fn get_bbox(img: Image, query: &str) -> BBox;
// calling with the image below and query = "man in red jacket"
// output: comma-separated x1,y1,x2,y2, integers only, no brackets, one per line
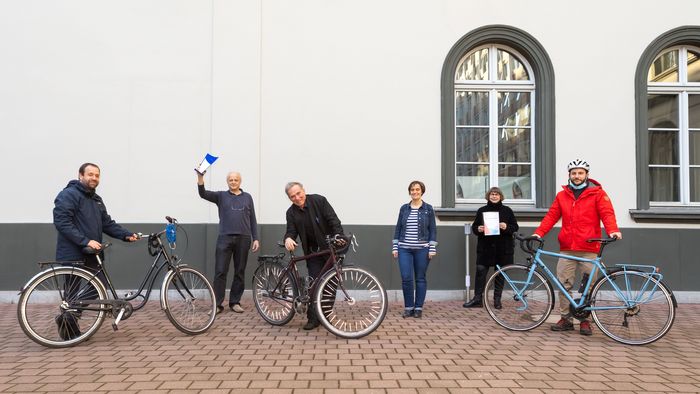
534,159,622,336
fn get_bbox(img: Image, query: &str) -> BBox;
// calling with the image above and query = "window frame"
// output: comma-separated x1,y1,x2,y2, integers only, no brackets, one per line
632,26,700,221
454,44,536,205
439,25,555,220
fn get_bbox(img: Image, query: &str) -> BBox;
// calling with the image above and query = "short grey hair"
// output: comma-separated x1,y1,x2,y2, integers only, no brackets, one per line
285,182,303,195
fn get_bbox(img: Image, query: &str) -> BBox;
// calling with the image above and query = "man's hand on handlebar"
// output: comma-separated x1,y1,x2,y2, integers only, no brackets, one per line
125,233,140,242
87,240,102,250
284,237,297,251
609,232,622,240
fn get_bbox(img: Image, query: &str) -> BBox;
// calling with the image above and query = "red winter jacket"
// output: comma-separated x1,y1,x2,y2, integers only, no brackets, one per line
534,179,619,253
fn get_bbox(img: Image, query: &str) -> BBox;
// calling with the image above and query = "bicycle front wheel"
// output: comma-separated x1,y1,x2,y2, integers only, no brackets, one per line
163,267,216,335
590,269,675,345
17,267,107,348
315,266,388,339
484,265,554,331
252,261,297,326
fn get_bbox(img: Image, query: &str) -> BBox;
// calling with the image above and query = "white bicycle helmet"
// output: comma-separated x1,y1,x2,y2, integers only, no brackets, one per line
567,158,590,172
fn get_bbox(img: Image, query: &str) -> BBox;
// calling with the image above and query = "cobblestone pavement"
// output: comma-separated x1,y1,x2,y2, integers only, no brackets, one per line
1,301,698,393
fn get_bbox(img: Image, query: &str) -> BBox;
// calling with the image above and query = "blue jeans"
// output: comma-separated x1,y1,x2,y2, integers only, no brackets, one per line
398,247,430,310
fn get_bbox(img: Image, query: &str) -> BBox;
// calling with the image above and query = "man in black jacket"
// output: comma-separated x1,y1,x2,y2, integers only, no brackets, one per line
284,182,344,330
53,162,137,340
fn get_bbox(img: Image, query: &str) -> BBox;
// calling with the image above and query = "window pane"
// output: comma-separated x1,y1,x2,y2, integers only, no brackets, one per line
649,130,678,165
498,164,531,199
456,128,489,162
691,131,700,166
691,168,700,202
456,91,489,126
498,128,531,162
648,94,679,128
456,164,489,199
497,49,529,81
648,50,678,82
689,94,700,128
455,48,488,81
498,92,530,126
649,167,679,202
688,50,700,83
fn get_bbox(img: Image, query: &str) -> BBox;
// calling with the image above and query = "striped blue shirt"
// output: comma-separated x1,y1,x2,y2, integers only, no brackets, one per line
396,208,435,253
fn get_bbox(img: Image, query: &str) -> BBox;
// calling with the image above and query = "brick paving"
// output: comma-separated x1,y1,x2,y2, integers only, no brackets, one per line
1,301,699,393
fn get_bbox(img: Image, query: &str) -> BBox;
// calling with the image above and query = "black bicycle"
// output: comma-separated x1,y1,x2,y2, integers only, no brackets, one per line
17,216,216,348
252,234,388,339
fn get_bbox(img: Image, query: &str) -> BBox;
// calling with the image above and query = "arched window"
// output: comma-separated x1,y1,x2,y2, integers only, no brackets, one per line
454,45,535,203
632,27,700,220
439,25,555,219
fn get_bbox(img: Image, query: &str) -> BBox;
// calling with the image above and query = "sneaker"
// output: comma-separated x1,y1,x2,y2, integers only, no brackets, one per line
230,304,244,313
216,305,224,314
413,310,423,318
402,309,414,318
579,320,593,336
55,312,81,340
550,318,574,331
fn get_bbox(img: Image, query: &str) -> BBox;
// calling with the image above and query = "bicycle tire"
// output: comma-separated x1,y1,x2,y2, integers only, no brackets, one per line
484,265,554,331
590,269,675,345
17,266,107,348
252,261,297,326
163,266,217,335
314,266,388,339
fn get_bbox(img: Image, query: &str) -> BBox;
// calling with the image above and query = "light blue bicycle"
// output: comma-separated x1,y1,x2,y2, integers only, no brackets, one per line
484,233,676,345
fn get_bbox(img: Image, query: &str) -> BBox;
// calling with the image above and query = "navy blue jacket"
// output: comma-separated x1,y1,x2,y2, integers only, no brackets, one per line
53,180,132,261
392,202,438,250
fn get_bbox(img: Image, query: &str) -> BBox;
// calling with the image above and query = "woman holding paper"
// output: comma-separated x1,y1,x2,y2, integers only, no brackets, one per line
463,187,519,309
392,180,437,319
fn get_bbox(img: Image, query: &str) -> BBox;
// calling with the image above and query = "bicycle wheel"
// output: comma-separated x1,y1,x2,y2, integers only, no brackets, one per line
590,269,675,345
484,265,554,331
252,261,297,325
315,266,388,339
163,266,216,335
17,267,107,348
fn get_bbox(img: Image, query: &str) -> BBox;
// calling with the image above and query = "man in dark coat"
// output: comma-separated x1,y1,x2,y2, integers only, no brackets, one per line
284,182,344,330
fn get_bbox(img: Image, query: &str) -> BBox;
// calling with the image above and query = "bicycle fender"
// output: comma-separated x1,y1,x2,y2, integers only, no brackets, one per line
159,265,190,310
18,265,98,295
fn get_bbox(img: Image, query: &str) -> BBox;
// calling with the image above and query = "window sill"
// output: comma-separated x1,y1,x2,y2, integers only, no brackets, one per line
435,207,549,221
629,207,700,222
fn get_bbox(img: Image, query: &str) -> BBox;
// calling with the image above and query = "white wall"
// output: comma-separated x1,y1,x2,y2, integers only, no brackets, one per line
1,0,699,228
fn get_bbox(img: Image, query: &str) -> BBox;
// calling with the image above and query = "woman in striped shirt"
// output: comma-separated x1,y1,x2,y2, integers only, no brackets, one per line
392,180,437,318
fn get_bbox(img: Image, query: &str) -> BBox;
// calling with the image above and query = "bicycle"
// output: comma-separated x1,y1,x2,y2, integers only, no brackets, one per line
17,216,217,348
251,234,388,339
483,233,677,345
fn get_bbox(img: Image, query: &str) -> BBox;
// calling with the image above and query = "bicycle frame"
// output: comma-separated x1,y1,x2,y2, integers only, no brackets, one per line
500,249,666,312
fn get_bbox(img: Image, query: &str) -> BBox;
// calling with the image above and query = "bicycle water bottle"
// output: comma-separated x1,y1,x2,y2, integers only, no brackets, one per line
578,273,589,294
166,223,176,244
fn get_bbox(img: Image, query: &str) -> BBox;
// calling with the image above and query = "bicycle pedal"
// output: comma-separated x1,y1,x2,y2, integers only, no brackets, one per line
111,323,119,331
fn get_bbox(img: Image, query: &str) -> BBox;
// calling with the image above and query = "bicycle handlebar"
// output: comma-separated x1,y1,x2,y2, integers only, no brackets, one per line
513,233,543,255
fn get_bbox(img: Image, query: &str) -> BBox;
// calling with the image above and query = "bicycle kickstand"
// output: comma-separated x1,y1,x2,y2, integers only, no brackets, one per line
112,307,126,331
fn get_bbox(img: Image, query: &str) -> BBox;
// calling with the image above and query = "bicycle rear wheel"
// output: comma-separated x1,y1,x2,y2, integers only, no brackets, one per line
315,266,388,339
590,269,675,345
484,265,554,331
163,267,216,335
17,267,107,348
252,261,297,325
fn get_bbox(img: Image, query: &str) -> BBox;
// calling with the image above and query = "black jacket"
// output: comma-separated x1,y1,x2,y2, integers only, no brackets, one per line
53,180,132,261
471,201,519,266
285,194,344,255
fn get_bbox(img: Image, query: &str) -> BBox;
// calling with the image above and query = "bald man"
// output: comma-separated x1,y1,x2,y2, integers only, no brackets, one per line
197,171,260,314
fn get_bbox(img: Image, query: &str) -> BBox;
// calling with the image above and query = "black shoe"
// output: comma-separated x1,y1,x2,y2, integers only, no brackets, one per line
303,320,320,330
216,305,224,314
55,312,81,340
402,309,414,318
413,310,423,318
494,299,502,309
462,297,483,308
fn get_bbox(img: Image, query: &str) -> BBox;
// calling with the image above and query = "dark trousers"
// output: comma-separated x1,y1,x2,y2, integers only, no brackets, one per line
63,255,107,303
474,263,510,299
306,255,336,322
214,234,251,306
